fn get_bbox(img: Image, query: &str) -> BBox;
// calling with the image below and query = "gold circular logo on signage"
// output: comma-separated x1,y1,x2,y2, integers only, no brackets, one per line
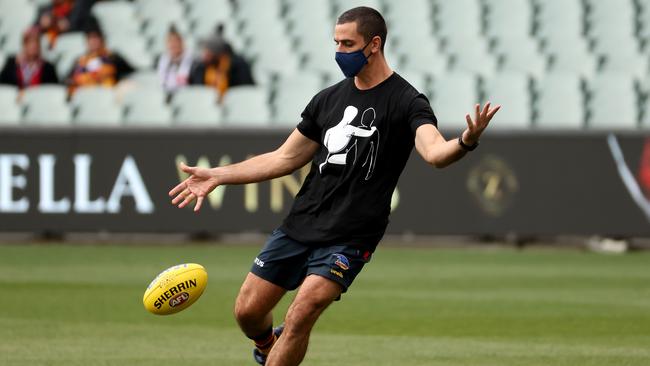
467,155,518,217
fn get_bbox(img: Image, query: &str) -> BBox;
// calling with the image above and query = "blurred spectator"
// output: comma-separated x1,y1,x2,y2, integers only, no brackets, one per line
67,25,134,95
0,27,58,89
37,0,97,48
189,28,254,103
37,0,74,47
157,25,192,94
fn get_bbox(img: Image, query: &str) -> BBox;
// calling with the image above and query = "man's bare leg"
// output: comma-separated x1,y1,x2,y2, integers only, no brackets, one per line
266,274,342,366
234,272,286,339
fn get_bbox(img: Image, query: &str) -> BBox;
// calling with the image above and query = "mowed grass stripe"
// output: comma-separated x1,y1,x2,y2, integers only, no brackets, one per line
0,244,649,365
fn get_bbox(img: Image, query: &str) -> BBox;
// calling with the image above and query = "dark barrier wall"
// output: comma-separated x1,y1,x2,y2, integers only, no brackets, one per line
0,128,648,236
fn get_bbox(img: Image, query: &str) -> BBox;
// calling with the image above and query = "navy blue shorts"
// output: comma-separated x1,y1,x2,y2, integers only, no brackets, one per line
250,229,374,293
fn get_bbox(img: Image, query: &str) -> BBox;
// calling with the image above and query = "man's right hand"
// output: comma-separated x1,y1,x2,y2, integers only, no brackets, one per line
169,162,218,212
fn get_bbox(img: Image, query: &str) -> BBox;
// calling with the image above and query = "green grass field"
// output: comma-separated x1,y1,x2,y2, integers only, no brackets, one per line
1,243,649,366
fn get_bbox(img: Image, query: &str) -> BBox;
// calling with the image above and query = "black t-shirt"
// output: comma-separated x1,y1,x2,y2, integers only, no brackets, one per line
280,72,437,247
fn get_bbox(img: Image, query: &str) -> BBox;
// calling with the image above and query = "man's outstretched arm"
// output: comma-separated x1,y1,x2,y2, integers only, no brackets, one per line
169,129,320,212
415,102,500,169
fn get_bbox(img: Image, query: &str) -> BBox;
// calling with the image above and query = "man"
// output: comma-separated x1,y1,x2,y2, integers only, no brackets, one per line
0,27,58,89
189,25,255,103
67,25,134,95
169,7,500,366
157,25,193,95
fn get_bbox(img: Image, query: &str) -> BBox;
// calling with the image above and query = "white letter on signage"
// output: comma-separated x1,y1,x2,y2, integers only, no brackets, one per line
106,156,154,214
38,155,71,213
0,154,29,213
73,154,105,213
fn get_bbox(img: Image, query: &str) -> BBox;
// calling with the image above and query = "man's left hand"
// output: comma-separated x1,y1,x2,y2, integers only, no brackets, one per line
463,102,501,145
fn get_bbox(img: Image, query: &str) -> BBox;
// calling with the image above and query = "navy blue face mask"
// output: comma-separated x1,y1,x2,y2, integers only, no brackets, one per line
335,41,372,78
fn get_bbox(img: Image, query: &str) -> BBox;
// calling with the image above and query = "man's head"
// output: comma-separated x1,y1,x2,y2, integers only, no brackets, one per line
22,27,41,60
85,26,105,54
334,7,387,78
167,25,184,59
335,7,387,54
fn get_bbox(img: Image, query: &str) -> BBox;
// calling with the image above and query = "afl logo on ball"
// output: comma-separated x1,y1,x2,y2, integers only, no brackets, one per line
169,292,190,308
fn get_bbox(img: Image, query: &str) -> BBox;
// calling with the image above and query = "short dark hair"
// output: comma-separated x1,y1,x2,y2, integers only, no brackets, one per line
337,6,387,52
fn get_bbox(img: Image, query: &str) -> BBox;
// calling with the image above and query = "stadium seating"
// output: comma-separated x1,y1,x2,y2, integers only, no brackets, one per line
71,86,122,126
0,85,20,125
0,0,36,54
0,0,647,130
587,74,638,130
533,74,584,129
430,73,478,126
273,73,323,126
222,86,271,126
171,86,222,126
21,85,71,126
482,73,531,130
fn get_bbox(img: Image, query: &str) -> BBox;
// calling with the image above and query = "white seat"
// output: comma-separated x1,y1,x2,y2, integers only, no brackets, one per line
56,53,78,80
534,74,584,129
430,73,478,127
121,87,166,108
49,32,86,61
171,86,218,108
107,35,152,70
0,2,36,55
0,85,20,125
75,105,122,126
483,73,531,129
593,37,647,78
0,51,6,71
187,0,234,37
222,86,271,126
331,0,385,14
127,70,161,88
175,105,222,126
534,0,584,39
92,1,140,36
23,104,71,126
71,87,122,126
299,30,342,79
286,0,333,26
494,37,545,78
543,38,597,78
136,0,184,22
248,38,300,76
586,0,635,39
20,85,70,126
394,37,446,76
398,71,430,96
171,87,222,126
445,38,496,76
273,77,321,126
434,0,482,39
588,74,638,130
124,104,173,126
21,85,67,108
484,0,532,39
275,73,323,95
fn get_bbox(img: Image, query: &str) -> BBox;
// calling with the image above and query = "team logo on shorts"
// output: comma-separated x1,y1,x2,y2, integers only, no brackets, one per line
332,254,350,271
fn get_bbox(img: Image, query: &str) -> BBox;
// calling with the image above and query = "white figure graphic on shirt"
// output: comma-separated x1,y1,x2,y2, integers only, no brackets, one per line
319,105,379,180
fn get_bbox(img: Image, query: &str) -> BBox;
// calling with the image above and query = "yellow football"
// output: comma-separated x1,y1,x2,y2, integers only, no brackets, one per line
143,263,208,315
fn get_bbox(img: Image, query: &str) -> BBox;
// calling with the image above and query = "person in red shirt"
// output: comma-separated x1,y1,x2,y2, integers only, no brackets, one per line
0,27,59,89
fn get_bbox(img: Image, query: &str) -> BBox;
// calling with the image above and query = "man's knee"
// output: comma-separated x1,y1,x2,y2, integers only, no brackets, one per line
234,289,263,325
284,294,334,336
234,273,287,327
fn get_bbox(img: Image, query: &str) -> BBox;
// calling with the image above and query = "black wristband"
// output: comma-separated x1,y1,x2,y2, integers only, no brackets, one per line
458,136,479,151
